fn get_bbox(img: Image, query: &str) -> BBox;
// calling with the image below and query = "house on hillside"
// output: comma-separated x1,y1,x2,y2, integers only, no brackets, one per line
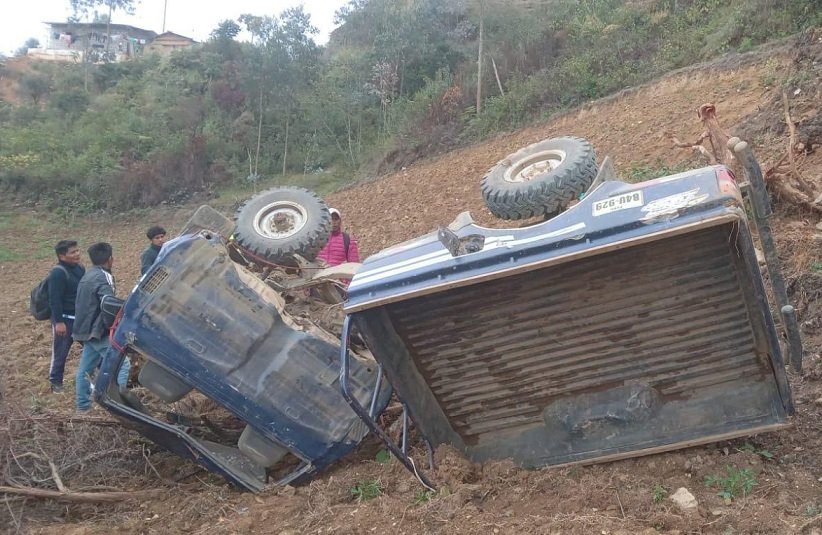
30,22,157,62
145,32,197,56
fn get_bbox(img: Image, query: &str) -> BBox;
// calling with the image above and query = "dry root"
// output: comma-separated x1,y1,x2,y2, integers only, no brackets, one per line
668,101,820,213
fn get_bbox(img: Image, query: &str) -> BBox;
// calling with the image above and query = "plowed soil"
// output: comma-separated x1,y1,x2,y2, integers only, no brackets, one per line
1,34,820,534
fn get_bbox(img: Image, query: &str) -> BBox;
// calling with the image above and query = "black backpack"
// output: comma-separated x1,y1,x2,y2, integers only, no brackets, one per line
343,232,351,261
30,265,68,321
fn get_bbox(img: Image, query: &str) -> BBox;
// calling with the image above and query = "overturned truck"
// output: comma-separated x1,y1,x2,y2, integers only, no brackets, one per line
97,136,797,491
96,189,390,492
342,136,797,479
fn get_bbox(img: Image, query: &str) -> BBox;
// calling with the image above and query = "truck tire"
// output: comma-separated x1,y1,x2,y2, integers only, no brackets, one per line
233,187,331,264
481,137,597,220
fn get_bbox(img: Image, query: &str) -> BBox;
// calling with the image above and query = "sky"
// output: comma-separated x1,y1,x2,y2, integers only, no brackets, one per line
0,0,351,56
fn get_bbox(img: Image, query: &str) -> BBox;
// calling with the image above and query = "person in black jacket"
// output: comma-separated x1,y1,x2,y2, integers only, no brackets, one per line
47,240,86,393
73,242,130,412
140,226,167,275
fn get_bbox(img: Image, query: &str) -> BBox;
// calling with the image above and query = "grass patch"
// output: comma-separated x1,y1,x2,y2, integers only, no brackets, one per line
414,490,436,505
652,484,669,504
704,466,757,500
0,244,22,262
0,212,66,262
0,208,133,264
737,442,775,460
272,170,355,196
351,480,382,502
208,169,353,213
623,160,693,183
375,449,391,465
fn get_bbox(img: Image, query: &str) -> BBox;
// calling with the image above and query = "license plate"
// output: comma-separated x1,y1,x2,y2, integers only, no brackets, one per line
592,191,644,216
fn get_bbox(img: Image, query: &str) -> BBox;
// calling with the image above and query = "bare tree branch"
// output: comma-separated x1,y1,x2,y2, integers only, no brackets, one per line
0,485,160,504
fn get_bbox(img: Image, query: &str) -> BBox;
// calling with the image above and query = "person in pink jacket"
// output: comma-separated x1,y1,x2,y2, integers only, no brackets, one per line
317,208,360,266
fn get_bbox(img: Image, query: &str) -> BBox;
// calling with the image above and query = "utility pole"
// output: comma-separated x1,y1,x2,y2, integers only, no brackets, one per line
162,0,168,32
476,0,484,115
105,0,113,55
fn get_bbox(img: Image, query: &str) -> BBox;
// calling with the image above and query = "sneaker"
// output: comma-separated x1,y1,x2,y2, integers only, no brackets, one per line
50,383,65,393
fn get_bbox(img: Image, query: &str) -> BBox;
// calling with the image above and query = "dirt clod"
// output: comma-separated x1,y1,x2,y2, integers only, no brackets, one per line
670,488,699,512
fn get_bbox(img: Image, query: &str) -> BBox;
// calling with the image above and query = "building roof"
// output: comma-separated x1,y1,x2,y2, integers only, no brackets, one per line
44,21,157,37
151,32,196,43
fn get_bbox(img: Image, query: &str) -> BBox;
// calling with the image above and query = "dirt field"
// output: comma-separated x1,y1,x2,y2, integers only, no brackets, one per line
1,33,821,534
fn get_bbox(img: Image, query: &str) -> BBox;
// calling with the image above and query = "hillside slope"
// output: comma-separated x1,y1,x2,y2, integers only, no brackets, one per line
325,40,815,256
1,35,820,535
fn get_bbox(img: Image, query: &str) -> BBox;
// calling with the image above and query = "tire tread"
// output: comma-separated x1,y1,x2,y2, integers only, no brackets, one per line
232,187,331,263
481,137,597,220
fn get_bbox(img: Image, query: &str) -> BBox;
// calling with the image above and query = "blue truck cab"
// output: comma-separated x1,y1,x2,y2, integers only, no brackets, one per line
96,231,390,492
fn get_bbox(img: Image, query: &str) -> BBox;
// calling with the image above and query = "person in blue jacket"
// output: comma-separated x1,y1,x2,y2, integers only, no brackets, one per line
46,240,86,393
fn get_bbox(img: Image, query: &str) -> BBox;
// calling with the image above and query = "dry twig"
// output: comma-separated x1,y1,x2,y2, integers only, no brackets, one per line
3,495,22,534
47,460,67,493
0,485,160,504
667,132,715,163
612,487,626,520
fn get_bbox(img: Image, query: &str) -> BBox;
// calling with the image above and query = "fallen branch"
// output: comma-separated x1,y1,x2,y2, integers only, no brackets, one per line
5,415,122,427
0,485,161,503
667,133,715,163
781,91,816,196
47,460,66,494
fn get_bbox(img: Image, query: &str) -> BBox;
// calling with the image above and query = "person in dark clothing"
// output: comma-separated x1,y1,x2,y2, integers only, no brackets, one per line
73,242,130,412
47,240,86,393
140,226,167,275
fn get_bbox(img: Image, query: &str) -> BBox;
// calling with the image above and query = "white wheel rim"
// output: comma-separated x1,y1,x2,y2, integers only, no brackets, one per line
504,149,567,183
252,201,308,240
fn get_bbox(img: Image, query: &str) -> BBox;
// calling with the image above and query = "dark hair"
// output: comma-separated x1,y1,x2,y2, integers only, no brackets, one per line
87,242,113,266
55,240,78,257
146,226,167,240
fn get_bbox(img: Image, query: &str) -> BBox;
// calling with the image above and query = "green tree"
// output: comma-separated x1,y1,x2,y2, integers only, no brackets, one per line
19,73,51,105
269,7,320,174
15,37,40,56
50,89,91,120
211,19,241,41
238,6,320,177
307,48,375,168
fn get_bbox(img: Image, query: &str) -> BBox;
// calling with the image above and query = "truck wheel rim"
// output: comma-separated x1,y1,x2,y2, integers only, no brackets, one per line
504,150,566,183
253,201,308,240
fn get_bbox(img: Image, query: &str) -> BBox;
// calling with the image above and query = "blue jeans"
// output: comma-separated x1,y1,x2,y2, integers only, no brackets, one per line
75,337,130,411
50,317,75,386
